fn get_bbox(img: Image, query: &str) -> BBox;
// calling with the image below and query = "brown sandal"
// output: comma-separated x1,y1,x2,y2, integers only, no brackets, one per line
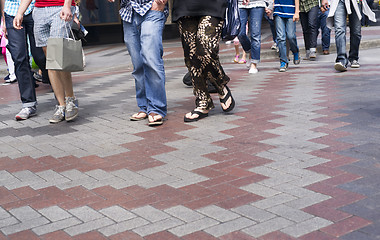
130,111,147,121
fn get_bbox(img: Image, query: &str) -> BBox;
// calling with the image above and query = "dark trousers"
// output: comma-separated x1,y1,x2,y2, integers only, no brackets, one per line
178,16,230,111
4,12,48,107
299,5,319,51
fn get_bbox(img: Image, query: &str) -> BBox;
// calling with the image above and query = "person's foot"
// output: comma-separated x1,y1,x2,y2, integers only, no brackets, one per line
148,113,164,126
238,58,246,64
323,50,330,55
293,52,300,65
271,43,277,50
279,62,288,72
248,64,258,74
33,72,43,82
65,97,79,121
233,54,240,63
50,105,66,123
219,85,235,112
350,60,360,68
304,50,310,60
334,62,347,72
15,106,37,120
309,51,316,60
184,109,209,122
130,111,148,121
4,74,17,84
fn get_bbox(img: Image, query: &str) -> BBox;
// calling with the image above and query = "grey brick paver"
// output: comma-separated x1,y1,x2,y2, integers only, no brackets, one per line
241,183,281,198
133,217,184,237
64,217,114,236
0,207,11,220
69,206,104,222
169,217,219,237
267,205,314,222
32,217,82,236
197,205,240,222
204,217,255,237
164,206,204,223
10,206,41,221
38,206,72,222
281,217,333,238
232,205,274,222
132,205,170,223
1,217,49,235
251,193,298,209
285,194,331,209
242,217,294,238
0,217,18,229
99,217,149,237
100,206,136,222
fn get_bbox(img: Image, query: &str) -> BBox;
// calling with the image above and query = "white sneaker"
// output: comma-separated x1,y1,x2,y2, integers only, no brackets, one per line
334,62,347,72
271,43,277,50
350,60,360,68
65,97,79,121
15,106,37,120
249,67,258,74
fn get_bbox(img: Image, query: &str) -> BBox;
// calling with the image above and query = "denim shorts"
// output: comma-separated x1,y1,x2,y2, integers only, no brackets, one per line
33,6,75,47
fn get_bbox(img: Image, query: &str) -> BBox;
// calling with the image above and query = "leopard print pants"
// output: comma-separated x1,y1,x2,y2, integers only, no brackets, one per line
178,16,230,111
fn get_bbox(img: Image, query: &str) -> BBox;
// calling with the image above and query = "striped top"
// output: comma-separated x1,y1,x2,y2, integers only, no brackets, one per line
273,0,296,18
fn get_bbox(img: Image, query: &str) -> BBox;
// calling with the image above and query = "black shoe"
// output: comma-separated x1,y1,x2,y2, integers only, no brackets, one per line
183,72,192,86
4,74,10,81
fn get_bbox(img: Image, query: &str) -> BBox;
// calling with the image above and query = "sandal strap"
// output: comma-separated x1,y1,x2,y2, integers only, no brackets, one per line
220,86,232,104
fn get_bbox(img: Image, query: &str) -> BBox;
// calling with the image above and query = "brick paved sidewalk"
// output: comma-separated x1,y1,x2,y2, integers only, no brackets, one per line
0,25,380,240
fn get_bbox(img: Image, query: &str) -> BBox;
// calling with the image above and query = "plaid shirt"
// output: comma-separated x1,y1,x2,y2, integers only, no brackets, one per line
299,0,319,12
4,0,35,17
119,0,168,23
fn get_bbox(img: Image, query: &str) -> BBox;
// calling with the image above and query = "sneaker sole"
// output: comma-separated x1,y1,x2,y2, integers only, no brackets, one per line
351,65,360,68
334,63,347,72
50,118,65,124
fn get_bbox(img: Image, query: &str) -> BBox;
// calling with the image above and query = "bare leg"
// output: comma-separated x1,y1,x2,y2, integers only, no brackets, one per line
43,47,74,106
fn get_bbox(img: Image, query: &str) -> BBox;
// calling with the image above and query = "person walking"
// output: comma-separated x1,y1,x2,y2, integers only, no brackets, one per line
237,0,273,74
106,0,168,126
299,0,320,60
317,4,331,55
324,0,376,71
273,0,301,72
172,0,235,122
1,0,49,120
14,0,79,123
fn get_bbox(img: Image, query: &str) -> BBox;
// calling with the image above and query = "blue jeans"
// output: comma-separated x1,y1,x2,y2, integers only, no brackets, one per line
238,7,265,64
274,16,299,64
299,5,319,51
4,13,48,108
317,9,331,50
334,0,361,66
123,10,167,117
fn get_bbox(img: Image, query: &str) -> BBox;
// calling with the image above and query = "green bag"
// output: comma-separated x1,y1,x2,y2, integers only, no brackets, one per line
46,37,84,72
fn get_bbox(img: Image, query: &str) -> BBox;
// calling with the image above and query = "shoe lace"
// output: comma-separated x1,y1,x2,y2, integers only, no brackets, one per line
54,106,65,116
65,97,76,112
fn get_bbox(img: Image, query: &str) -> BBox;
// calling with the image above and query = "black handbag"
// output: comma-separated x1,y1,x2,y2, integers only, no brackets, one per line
222,0,241,41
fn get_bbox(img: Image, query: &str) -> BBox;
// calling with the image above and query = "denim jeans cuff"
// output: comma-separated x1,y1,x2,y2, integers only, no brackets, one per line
22,102,37,108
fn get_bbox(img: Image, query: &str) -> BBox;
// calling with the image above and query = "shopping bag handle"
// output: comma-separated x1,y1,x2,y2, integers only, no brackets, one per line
62,19,76,41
